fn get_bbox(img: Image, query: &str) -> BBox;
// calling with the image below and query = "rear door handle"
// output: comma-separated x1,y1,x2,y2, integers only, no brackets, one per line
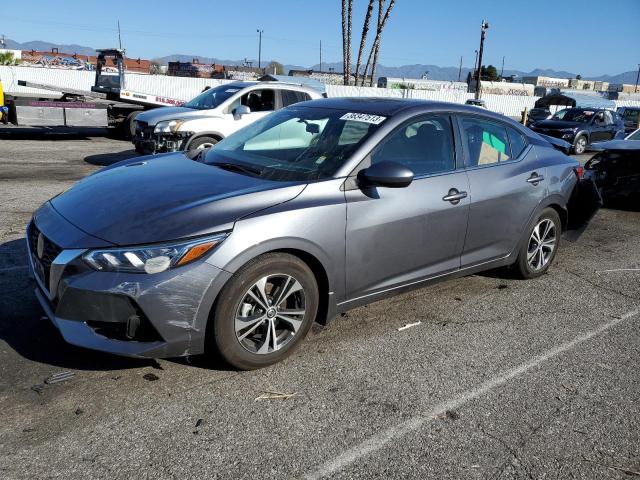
442,189,468,204
527,173,545,185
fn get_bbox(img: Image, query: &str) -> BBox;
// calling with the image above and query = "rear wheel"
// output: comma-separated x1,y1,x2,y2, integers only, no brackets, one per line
212,253,319,370
514,208,561,279
573,135,587,155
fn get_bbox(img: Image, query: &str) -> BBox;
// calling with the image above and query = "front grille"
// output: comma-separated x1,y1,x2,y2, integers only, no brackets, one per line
28,222,62,290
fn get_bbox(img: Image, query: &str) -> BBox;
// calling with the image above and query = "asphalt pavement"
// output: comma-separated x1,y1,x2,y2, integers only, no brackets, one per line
0,127,638,479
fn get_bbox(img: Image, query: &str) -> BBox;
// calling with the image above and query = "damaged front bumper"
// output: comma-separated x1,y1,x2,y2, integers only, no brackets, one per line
133,130,194,155
26,219,231,358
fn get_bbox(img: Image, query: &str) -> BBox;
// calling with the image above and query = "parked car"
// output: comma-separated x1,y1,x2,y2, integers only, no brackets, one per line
526,107,551,127
584,139,640,206
132,81,323,154
465,99,486,108
27,98,597,369
616,106,640,134
530,107,625,154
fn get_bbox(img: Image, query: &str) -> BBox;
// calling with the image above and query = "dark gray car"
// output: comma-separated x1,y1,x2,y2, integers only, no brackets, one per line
27,98,595,369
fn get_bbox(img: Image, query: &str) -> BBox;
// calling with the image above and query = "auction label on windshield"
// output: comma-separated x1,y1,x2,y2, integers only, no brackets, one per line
340,113,386,125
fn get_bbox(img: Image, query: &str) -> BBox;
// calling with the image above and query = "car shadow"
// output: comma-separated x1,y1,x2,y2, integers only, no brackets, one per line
0,238,157,371
84,149,140,166
0,126,114,141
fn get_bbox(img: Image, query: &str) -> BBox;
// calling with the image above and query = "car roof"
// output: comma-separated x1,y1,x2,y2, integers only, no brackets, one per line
293,97,507,118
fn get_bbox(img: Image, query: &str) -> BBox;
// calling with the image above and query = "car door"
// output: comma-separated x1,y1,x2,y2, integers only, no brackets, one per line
221,88,276,135
344,114,470,300
279,89,312,109
457,115,546,266
589,111,609,142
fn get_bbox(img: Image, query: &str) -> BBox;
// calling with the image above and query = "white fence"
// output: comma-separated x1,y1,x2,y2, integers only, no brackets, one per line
2,66,638,116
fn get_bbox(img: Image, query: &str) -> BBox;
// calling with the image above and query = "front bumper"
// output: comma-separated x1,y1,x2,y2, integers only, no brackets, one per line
132,126,193,155
27,220,232,358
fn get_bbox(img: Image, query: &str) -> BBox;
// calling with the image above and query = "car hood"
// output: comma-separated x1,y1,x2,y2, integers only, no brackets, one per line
590,139,640,151
50,153,306,245
136,106,216,125
532,120,584,130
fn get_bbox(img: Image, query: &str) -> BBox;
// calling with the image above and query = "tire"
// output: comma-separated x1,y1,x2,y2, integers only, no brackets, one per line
212,253,319,370
573,135,587,155
188,136,218,152
514,208,561,279
122,110,142,140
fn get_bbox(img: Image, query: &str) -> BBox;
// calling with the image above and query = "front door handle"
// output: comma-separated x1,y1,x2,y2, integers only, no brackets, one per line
442,189,468,205
527,173,545,185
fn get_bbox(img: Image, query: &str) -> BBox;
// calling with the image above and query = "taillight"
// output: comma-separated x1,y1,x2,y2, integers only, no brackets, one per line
574,166,584,179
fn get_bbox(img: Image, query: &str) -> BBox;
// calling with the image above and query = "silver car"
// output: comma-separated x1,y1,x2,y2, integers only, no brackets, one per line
27,98,596,369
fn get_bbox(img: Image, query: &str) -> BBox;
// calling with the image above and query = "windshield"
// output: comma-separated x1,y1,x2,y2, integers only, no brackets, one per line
552,109,594,123
183,85,242,110
203,106,385,181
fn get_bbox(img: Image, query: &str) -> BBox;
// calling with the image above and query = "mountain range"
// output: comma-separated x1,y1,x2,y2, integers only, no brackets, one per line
3,38,636,84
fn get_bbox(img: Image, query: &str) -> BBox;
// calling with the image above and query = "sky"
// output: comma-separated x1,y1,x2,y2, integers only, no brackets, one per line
4,0,639,76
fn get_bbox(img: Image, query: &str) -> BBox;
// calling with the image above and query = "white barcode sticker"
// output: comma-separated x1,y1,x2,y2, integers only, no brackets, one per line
340,112,386,125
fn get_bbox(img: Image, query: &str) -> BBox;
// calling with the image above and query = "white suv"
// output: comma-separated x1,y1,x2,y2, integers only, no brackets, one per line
132,82,323,154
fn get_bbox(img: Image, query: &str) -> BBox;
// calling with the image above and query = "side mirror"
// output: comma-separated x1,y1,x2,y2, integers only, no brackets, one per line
233,105,251,120
358,161,414,188
306,123,320,134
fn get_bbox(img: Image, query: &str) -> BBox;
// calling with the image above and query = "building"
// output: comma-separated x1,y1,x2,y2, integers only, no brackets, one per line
522,76,569,89
16,49,150,73
479,80,534,96
168,60,224,78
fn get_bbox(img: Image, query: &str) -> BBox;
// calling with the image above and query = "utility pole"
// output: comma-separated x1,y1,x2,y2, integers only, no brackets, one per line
635,63,640,93
458,56,463,82
475,20,490,100
500,55,505,80
256,29,264,69
319,40,322,72
117,20,123,50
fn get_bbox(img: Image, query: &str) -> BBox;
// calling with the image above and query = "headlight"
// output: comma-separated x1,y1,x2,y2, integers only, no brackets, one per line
154,119,185,134
560,128,578,133
83,233,227,274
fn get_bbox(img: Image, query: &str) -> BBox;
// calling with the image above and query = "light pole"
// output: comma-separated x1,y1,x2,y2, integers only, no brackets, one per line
475,20,490,100
256,29,264,69
500,55,505,80
635,63,640,93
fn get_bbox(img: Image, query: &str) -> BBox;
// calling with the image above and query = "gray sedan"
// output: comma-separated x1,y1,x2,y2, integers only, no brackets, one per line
27,98,595,369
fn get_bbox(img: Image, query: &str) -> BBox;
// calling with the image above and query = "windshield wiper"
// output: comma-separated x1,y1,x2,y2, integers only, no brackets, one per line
212,162,264,177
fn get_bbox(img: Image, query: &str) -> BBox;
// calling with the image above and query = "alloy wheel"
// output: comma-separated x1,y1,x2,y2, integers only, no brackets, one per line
527,219,557,271
575,137,586,154
234,274,306,354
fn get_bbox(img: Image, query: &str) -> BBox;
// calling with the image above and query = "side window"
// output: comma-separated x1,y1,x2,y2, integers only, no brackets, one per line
507,128,528,158
371,115,456,176
603,111,614,125
241,89,275,112
281,90,311,107
461,117,511,167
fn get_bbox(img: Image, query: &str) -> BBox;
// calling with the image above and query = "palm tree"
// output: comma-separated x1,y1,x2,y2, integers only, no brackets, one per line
361,0,396,86
354,0,375,85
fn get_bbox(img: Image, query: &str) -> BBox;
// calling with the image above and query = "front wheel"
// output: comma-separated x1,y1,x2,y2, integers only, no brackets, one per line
188,136,218,152
573,135,587,155
514,208,561,279
212,253,319,370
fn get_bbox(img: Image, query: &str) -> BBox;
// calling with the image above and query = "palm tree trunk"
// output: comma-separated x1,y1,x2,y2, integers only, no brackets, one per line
361,0,395,86
341,0,348,85
346,0,353,85
354,0,375,85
